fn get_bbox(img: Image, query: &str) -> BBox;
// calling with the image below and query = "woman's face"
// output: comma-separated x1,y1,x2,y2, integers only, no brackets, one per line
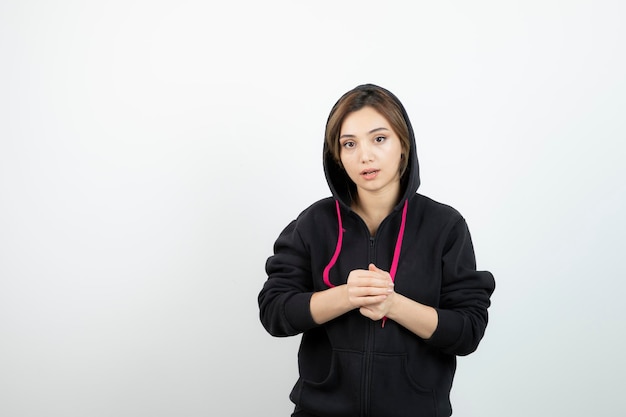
339,106,403,198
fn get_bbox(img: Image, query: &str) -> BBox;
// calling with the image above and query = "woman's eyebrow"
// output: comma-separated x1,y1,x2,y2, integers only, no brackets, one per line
339,127,390,140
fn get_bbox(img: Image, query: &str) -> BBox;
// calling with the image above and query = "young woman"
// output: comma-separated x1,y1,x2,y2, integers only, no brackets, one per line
258,84,495,417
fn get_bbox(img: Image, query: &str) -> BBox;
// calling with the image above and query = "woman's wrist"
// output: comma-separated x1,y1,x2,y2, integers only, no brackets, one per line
310,284,354,325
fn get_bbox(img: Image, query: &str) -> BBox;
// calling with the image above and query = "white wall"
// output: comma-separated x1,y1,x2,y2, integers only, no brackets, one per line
1,1,624,416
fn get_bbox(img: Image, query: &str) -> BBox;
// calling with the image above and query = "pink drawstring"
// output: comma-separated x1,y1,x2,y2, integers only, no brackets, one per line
322,200,343,288
389,199,408,280
382,199,408,327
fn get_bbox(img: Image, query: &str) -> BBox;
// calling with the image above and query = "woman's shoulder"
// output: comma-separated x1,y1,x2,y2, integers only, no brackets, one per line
302,196,336,212
410,193,464,224
291,196,337,224
274,197,337,243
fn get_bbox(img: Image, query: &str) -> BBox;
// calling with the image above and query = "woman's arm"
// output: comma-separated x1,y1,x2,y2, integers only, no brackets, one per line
369,218,495,355
384,294,438,339
310,285,352,324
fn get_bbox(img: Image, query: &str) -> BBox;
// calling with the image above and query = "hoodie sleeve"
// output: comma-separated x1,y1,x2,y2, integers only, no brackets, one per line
258,219,319,337
425,217,495,356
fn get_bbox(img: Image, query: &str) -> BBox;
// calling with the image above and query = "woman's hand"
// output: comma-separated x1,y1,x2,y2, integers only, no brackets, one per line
347,263,395,320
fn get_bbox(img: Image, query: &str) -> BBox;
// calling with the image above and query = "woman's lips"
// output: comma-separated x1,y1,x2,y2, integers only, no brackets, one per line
360,169,380,180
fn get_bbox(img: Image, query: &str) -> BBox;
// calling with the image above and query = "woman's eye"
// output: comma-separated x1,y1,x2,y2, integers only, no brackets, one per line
342,141,355,148
375,136,386,143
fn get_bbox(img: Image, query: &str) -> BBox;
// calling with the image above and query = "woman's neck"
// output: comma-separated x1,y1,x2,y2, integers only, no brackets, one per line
351,187,401,236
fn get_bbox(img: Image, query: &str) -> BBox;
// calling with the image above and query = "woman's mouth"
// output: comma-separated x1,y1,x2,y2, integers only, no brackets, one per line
360,169,380,180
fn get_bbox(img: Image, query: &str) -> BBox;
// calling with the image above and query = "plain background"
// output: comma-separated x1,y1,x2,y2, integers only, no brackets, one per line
1,1,624,416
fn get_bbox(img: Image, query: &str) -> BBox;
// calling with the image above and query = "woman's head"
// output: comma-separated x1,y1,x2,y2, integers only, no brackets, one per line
324,84,411,179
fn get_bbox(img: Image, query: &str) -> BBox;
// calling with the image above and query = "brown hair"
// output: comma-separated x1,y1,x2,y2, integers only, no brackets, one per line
324,85,411,178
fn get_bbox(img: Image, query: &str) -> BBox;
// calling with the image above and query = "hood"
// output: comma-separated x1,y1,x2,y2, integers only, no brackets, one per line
323,84,420,211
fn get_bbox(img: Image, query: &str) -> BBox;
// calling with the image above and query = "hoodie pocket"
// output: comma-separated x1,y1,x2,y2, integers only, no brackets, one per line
291,349,363,417
369,353,438,417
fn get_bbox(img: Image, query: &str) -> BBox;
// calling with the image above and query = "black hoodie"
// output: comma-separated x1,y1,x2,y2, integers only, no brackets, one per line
259,84,495,417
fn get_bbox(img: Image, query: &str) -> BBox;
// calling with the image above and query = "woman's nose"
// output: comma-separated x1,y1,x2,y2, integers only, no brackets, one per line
359,143,374,162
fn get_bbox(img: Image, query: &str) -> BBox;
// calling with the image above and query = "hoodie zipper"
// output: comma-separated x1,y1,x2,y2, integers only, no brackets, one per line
352,209,401,417
361,236,379,416
361,237,375,417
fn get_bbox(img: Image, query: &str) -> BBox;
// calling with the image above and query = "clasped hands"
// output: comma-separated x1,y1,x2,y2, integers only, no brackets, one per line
346,263,395,321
